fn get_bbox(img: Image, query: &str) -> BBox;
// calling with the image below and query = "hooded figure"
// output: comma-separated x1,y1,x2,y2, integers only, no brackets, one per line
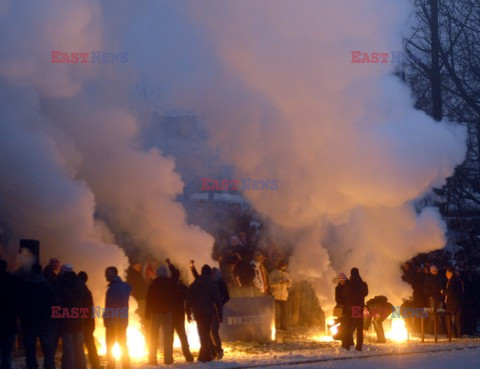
342,268,368,351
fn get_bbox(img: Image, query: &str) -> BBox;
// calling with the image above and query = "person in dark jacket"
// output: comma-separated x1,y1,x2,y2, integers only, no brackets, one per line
186,265,223,363
461,266,479,335
332,273,347,341
442,266,463,338
78,271,100,369
342,267,368,351
364,296,394,343
423,265,445,334
335,273,347,306
18,264,56,369
167,261,194,363
0,259,18,369
210,268,230,359
104,266,131,369
56,265,87,369
145,265,174,365
43,258,60,286
125,261,148,326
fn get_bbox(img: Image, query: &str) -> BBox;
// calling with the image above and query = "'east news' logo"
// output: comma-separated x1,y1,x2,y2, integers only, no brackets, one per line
51,51,128,64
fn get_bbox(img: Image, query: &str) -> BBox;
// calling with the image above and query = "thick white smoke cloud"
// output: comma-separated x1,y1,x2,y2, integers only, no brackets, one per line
0,0,467,311
0,0,213,306
155,0,464,305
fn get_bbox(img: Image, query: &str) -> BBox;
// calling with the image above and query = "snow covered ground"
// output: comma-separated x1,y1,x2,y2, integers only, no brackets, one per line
12,328,480,368
139,328,480,369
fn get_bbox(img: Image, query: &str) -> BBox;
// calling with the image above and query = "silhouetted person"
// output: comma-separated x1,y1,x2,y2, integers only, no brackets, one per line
186,265,223,363
146,266,174,365
342,267,368,351
443,266,463,338
125,261,148,326
167,261,194,363
211,268,230,359
364,296,394,343
104,266,131,369
43,258,60,286
56,264,87,369
18,264,56,369
423,265,445,334
0,260,18,369
78,271,100,369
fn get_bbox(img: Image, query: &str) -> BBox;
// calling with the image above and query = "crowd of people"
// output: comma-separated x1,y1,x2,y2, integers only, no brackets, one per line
0,239,293,369
332,263,476,352
1,214,479,368
0,258,99,369
401,261,477,337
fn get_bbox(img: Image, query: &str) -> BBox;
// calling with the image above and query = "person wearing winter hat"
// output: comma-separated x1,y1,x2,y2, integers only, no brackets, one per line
268,259,292,330
60,264,73,275
332,272,348,341
335,273,347,305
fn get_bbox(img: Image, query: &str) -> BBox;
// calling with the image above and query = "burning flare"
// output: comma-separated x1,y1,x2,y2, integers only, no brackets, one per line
386,318,408,342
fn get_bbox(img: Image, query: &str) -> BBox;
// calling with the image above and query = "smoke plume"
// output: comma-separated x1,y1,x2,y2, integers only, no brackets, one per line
0,0,467,309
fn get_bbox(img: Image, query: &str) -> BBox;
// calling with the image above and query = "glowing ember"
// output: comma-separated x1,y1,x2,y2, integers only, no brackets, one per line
386,318,408,342
271,322,276,341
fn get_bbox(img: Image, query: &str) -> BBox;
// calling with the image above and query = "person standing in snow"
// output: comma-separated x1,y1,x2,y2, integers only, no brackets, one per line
342,268,368,351
104,266,131,369
268,259,292,331
186,265,223,363
442,266,463,339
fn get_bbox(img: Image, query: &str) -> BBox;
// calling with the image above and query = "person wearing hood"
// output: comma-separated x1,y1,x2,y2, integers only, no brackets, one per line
269,259,292,331
145,265,174,365
342,268,368,351
18,263,56,369
186,265,223,363
104,266,132,369
55,264,87,369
